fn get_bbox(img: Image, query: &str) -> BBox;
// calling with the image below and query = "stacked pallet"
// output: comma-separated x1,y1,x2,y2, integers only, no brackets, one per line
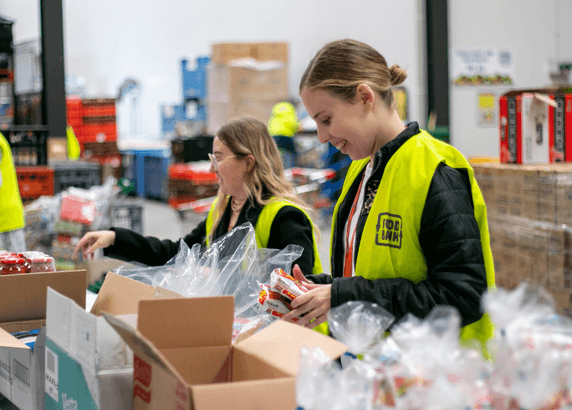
474,163,572,317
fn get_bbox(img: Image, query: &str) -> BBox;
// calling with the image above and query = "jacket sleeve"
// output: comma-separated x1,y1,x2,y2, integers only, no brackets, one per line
330,164,488,328
267,206,317,276
104,218,207,266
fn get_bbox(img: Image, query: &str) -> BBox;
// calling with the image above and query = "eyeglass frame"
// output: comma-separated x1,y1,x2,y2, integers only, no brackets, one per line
208,153,237,172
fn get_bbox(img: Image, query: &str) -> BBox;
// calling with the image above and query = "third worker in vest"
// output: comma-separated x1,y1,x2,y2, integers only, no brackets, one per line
268,101,300,169
73,117,323,277
282,39,496,355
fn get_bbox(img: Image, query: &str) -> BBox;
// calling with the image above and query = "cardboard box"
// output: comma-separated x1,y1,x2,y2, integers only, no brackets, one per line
212,43,254,64
253,42,288,63
212,42,289,64
74,257,138,285
500,90,571,164
207,64,288,103
44,273,181,410
104,295,347,410
47,138,68,162
0,270,87,410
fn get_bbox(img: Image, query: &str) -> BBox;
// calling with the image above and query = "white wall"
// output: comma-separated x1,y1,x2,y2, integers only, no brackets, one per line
0,0,422,141
449,0,572,158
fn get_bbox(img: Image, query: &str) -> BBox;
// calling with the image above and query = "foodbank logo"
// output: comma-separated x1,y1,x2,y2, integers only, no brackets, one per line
375,213,402,249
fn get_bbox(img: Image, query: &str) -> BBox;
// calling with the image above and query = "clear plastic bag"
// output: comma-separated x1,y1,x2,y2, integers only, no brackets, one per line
116,223,303,319
327,300,395,364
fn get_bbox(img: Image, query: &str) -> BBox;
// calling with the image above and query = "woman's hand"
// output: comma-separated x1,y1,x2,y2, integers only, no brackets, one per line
72,230,116,260
281,264,332,328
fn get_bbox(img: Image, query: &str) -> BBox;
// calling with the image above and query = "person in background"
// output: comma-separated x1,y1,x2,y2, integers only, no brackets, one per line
282,39,496,354
73,117,323,276
0,132,26,252
268,101,300,168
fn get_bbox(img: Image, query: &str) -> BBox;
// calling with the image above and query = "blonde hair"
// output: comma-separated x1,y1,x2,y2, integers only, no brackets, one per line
209,117,319,242
300,39,407,109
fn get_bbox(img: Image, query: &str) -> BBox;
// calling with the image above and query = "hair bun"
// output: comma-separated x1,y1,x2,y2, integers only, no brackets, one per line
389,65,407,86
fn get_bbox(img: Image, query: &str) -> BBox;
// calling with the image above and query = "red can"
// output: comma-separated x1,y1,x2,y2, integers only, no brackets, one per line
29,256,56,273
0,257,29,275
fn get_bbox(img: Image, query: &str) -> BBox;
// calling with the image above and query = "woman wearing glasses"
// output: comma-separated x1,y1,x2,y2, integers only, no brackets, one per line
73,117,323,276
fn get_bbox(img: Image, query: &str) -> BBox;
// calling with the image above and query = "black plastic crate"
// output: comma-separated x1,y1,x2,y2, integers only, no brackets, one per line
171,135,213,163
50,160,101,194
4,126,49,166
110,204,143,234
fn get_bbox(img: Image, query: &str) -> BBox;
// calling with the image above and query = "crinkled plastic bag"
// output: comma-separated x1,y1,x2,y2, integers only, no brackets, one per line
116,223,303,319
327,301,394,363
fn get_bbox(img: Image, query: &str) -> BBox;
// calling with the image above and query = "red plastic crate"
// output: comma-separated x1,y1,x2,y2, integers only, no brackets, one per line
16,166,55,199
168,163,218,184
82,99,116,117
81,123,117,143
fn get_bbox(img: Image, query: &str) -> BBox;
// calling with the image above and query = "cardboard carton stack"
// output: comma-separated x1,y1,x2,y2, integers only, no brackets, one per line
0,270,86,410
207,42,289,134
474,162,572,317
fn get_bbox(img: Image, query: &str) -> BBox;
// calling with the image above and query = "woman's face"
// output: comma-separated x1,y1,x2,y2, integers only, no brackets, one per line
300,87,378,161
210,136,248,198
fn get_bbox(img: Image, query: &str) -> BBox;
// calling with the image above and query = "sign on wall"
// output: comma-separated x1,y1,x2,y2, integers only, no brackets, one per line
477,92,496,126
452,48,514,86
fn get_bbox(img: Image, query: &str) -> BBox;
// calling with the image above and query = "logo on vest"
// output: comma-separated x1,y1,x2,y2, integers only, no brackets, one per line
375,213,402,249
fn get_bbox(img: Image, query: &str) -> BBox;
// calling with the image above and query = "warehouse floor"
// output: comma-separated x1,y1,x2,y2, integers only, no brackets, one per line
138,198,332,271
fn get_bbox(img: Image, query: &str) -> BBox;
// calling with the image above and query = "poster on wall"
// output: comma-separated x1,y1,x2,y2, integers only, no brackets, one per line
477,93,496,126
452,48,514,86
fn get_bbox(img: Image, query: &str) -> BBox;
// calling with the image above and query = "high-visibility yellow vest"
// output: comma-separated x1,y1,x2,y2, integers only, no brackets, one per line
206,197,323,275
0,132,25,234
333,129,495,354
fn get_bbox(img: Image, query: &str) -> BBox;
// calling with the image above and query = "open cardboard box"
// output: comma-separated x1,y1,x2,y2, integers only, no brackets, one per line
105,295,348,410
44,272,182,410
0,270,87,410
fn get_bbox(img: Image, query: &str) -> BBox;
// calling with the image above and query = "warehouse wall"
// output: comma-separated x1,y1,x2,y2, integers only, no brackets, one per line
448,0,572,158
0,0,423,141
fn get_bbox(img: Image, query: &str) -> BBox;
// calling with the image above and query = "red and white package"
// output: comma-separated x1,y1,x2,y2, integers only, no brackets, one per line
60,194,97,225
269,268,308,303
258,284,299,322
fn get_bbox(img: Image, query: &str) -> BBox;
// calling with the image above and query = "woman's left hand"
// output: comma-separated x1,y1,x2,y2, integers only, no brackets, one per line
281,265,332,328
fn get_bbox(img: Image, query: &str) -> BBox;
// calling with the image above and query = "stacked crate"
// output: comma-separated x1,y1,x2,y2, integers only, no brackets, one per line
66,97,121,181
474,163,572,317
167,162,219,208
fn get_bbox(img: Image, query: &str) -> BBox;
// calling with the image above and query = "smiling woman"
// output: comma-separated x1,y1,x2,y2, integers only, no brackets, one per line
73,117,325,278
283,39,497,357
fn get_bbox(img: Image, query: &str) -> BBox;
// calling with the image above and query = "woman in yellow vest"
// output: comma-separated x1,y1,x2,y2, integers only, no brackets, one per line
282,39,496,352
0,132,26,252
73,117,323,275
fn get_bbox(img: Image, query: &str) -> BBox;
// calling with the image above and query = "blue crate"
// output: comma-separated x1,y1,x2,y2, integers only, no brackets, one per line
121,149,170,199
181,56,209,102
144,152,170,200
161,104,187,136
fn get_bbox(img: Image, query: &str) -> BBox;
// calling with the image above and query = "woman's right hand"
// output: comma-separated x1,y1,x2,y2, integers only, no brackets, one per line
72,230,116,260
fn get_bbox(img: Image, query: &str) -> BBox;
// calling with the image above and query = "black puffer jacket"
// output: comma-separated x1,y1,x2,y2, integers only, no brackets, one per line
308,122,488,328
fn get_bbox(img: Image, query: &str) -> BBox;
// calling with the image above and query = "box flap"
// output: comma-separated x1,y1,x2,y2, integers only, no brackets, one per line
137,296,234,349
103,313,183,381
0,327,29,350
191,378,297,410
90,272,156,315
0,319,46,335
0,270,86,323
237,321,347,376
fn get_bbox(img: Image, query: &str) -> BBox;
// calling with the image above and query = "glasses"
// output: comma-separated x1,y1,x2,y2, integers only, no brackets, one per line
208,153,236,172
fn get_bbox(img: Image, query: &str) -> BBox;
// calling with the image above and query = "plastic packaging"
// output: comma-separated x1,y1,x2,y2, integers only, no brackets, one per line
0,257,29,274
327,300,395,364
116,223,301,321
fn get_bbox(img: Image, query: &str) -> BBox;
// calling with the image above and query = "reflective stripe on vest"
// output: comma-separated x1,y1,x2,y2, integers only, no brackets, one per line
333,130,495,352
0,133,25,233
